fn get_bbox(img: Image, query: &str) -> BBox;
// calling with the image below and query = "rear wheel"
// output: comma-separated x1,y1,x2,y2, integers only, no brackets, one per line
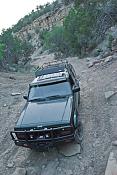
74,121,83,144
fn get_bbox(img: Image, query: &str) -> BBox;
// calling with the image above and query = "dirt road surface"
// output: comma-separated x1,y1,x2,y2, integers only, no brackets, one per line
0,57,117,175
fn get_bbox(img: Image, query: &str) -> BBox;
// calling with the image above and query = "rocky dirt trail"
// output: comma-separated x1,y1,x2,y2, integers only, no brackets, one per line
0,56,117,175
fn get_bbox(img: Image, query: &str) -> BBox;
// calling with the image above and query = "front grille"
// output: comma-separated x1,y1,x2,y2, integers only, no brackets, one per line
11,126,73,141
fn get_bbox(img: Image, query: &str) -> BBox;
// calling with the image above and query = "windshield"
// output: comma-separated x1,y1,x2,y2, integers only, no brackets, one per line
28,81,72,101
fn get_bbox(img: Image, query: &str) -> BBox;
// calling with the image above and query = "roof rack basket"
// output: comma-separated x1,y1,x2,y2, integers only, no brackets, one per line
41,59,68,68
35,60,69,77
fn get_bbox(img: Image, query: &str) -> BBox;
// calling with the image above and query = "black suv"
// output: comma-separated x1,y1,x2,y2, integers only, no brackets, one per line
10,60,82,149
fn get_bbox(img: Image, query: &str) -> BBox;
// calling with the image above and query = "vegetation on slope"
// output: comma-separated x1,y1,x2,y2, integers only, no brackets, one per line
0,0,73,69
0,29,33,69
12,0,73,33
1,0,117,69
42,0,117,57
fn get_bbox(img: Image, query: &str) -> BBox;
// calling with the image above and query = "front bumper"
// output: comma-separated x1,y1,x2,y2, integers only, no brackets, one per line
10,126,75,149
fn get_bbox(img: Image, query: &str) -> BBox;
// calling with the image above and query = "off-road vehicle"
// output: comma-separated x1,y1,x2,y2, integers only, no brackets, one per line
10,60,82,149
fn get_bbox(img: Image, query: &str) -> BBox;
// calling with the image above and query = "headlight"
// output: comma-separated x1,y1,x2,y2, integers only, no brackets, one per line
60,128,72,136
16,133,26,140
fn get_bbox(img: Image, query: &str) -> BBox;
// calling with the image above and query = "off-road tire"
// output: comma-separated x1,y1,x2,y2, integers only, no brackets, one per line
74,121,83,144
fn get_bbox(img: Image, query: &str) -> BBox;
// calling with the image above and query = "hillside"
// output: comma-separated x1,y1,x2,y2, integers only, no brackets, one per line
0,0,74,70
0,0,117,70
0,1,117,174
14,4,73,47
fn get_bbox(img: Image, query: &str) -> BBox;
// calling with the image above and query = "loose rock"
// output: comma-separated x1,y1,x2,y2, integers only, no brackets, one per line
7,162,14,168
112,140,117,146
11,93,21,96
58,143,80,157
3,104,7,107
12,168,27,175
104,56,113,63
113,54,117,60
9,76,16,80
88,62,94,68
86,57,93,62
104,91,115,100
105,152,117,175
65,169,73,175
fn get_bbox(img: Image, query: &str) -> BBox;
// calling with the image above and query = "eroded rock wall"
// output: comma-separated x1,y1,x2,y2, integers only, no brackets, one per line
15,4,73,45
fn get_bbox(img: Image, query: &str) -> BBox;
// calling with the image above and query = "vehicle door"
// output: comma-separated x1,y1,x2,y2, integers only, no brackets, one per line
69,64,79,110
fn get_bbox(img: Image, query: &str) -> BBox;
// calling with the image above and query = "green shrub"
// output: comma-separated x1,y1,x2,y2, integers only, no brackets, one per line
64,3,101,56
0,43,5,61
0,28,33,67
42,26,70,56
108,34,114,50
42,1,102,57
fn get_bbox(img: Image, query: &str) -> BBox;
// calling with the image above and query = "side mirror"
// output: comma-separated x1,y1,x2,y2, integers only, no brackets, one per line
23,95,28,100
72,86,80,93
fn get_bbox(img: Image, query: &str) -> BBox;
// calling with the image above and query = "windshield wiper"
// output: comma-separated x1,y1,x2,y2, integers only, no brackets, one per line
29,95,70,102
28,98,46,102
46,95,67,100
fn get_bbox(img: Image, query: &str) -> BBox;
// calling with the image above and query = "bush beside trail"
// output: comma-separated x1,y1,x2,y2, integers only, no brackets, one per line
0,28,33,70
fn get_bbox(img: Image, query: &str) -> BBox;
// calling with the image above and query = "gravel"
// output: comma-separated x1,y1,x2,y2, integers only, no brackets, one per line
0,56,117,175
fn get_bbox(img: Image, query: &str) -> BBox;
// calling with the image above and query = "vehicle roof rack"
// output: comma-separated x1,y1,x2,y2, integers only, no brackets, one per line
31,70,69,86
35,60,69,78
41,59,68,68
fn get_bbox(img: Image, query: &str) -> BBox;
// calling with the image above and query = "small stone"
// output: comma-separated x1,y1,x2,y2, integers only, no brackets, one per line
113,54,117,60
112,140,117,146
93,60,102,64
103,51,111,58
12,168,27,175
9,76,16,80
81,166,85,171
9,67,17,72
100,62,104,66
95,63,100,66
42,165,46,169
81,70,87,73
104,91,115,100
110,118,113,122
57,167,62,172
86,57,93,62
65,169,73,175
7,162,14,168
88,62,94,68
11,93,21,96
104,56,113,63
78,155,82,159
26,160,30,164
114,86,117,91
3,104,7,107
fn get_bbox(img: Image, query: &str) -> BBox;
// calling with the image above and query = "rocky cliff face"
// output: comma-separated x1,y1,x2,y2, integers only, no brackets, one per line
14,4,73,48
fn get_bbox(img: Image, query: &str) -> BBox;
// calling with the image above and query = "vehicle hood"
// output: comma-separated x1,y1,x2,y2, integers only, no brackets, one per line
16,97,73,127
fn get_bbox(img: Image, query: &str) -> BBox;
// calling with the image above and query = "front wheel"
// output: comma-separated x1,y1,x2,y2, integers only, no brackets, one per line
74,121,83,144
